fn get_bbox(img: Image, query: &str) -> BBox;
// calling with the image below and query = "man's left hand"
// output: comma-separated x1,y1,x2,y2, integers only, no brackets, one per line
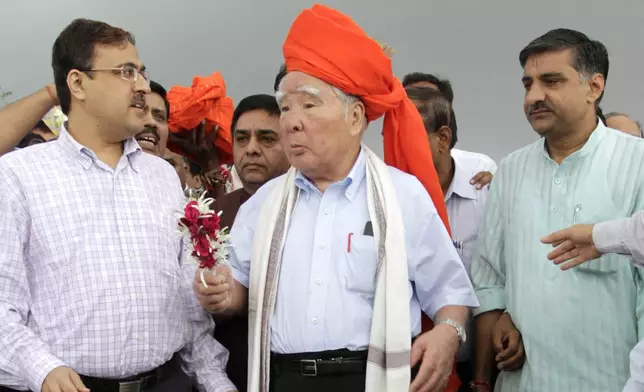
470,171,493,189
409,324,459,392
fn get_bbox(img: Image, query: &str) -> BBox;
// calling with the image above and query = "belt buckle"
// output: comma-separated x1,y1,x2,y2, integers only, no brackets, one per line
119,379,143,392
300,359,318,376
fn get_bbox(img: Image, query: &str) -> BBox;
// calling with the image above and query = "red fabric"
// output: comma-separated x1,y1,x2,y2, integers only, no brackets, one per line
167,72,234,165
283,4,451,234
284,5,459,391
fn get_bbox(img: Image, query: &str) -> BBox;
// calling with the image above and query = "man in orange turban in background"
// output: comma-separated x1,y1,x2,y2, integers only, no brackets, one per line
167,72,235,198
194,4,477,392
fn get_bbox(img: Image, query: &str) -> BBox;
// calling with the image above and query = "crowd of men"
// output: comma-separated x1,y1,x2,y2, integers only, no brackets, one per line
0,4,643,392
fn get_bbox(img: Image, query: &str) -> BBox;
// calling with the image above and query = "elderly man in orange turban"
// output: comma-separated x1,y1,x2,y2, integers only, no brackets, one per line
167,72,235,197
194,5,478,392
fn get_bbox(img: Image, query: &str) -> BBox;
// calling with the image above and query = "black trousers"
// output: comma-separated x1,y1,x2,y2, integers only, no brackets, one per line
269,349,419,392
456,360,473,392
0,370,192,392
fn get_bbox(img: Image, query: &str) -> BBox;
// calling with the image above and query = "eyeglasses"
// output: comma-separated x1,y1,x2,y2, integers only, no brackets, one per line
80,64,149,83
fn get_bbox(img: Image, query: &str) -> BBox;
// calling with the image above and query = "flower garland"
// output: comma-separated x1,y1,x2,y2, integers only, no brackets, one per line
177,190,231,287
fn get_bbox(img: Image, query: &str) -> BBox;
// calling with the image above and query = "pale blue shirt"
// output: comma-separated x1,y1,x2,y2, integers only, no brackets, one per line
472,122,644,392
446,152,491,362
229,147,479,354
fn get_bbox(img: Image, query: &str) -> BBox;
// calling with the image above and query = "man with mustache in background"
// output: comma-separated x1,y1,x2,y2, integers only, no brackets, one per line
210,93,290,392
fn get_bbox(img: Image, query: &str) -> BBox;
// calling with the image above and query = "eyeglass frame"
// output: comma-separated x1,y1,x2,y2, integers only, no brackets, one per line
78,64,150,83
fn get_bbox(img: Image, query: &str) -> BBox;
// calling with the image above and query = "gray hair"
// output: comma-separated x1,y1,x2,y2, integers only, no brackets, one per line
332,87,368,132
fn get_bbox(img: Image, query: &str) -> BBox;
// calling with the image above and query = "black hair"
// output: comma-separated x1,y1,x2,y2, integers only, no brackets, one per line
274,64,287,92
17,132,47,149
52,18,135,114
231,94,280,137
402,73,454,104
519,28,609,106
149,80,170,117
406,87,458,149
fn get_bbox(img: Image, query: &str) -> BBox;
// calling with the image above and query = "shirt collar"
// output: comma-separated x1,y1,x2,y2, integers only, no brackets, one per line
295,146,366,201
445,158,477,201
539,118,607,164
57,125,143,171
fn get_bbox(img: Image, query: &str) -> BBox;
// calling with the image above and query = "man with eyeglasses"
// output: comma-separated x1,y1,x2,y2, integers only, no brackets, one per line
0,18,236,392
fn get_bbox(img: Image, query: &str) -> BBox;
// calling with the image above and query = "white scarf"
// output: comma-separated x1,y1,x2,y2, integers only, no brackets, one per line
247,147,411,392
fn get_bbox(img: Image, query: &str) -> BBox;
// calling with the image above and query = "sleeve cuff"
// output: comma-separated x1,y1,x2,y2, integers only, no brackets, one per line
593,219,630,255
473,287,506,317
22,353,66,392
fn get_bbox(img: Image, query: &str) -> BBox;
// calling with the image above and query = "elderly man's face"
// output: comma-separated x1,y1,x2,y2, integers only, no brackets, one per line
277,72,364,178
606,115,641,137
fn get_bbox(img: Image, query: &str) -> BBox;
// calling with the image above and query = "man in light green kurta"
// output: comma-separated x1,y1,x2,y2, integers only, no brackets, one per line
472,28,644,392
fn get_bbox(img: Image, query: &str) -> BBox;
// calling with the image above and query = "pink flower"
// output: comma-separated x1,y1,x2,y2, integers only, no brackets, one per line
199,254,216,269
193,235,212,258
200,214,220,235
183,201,200,223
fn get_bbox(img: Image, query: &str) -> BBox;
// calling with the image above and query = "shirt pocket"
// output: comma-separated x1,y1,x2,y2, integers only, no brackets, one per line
343,234,379,299
572,196,620,275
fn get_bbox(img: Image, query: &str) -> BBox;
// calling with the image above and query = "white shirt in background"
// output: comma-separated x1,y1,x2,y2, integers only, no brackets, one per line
445,149,492,363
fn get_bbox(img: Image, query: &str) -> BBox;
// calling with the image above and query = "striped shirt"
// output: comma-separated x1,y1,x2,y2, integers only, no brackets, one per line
472,121,644,391
0,129,235,392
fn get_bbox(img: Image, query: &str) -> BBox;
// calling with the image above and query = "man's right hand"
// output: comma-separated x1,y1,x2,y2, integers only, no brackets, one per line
193,265,233,313
42,366,89,392
491,312,525,371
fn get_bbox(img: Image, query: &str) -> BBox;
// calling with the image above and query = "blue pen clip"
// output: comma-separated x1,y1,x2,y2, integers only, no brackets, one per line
452,240,463,256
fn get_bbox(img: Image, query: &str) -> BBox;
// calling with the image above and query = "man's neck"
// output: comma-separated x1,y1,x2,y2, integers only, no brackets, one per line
545,116,597,164
436,155,455,195
308,146,361,193
67,113,125,169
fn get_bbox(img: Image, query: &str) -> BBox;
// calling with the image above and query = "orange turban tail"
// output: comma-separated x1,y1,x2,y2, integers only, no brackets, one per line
283,5,451,235
167,72,234,165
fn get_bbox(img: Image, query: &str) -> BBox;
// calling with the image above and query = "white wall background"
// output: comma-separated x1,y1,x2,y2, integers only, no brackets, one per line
1,0,642,162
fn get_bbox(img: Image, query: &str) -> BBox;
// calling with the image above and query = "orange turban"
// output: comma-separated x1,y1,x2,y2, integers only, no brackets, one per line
283,4,450,235
167,72,234,165
284,6,460,391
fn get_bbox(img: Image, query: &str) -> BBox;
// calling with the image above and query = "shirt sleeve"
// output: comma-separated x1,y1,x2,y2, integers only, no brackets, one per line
593,211,644,268
471,172,506,316
408,178,479,319
178,263,237,392
0,162,67,391
480,156,498,175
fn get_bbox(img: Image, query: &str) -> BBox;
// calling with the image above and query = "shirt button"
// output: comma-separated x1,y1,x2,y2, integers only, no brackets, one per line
324,208,330,215
554,179,561,185
312,317,318,324
320,243,325,249
553,207,559,212
347,189,353,195
316,278,322,285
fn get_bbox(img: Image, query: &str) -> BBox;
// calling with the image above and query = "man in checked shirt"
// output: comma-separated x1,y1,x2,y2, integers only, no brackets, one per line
0,19,237,392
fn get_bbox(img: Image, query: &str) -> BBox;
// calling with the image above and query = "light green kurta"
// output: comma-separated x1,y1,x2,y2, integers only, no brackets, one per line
472,122,644,392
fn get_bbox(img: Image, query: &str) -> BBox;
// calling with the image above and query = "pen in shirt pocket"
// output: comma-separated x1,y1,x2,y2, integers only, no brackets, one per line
572,204,581,224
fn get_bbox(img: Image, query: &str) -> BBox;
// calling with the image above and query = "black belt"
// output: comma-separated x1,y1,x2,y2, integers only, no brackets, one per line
79,354,180,392
271,349,368,377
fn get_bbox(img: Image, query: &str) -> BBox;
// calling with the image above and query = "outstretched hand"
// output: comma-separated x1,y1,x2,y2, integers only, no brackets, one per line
541,224,601,270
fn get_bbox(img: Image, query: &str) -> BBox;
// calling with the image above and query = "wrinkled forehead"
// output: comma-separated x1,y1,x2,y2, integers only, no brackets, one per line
276,71,337,103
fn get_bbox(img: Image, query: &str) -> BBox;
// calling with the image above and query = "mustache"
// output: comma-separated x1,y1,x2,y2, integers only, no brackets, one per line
528,102,552,114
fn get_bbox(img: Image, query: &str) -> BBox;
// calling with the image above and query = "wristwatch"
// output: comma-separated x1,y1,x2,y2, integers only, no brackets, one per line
436,318,467,344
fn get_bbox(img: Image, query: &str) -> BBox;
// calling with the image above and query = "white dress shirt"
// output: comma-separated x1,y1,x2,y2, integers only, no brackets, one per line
0,129,235,392
229,147,479,354
445,153,490,362
451,148,498,174
594,212,644,392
